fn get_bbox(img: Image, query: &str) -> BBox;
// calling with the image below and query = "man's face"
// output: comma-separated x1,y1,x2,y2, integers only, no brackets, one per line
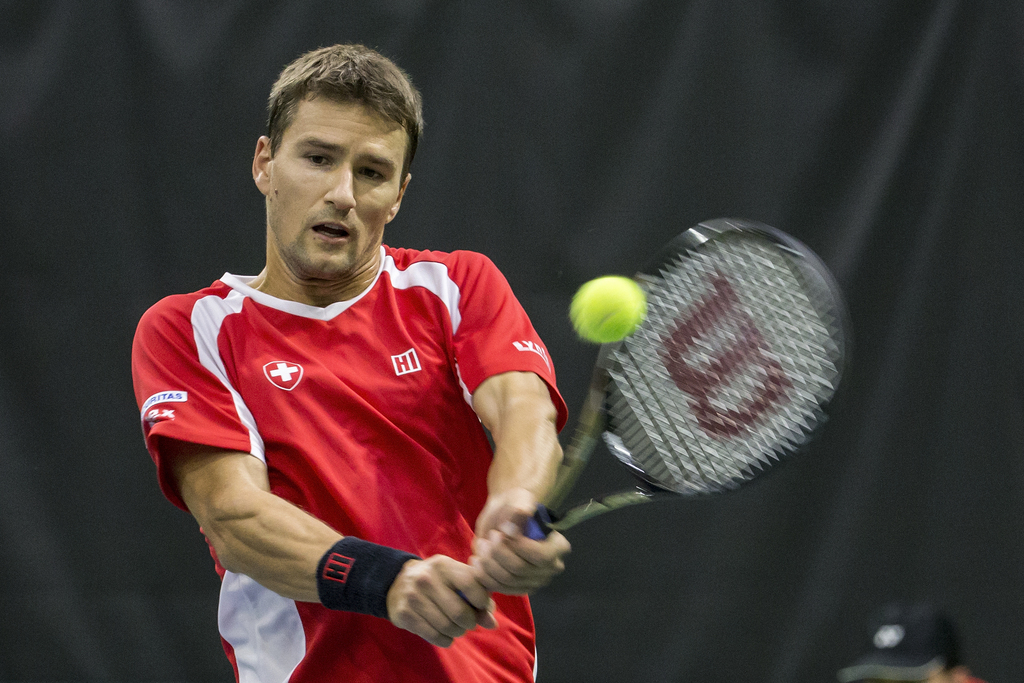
252,97,410,302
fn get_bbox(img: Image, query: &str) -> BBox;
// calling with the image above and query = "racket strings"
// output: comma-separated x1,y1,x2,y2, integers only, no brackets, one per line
606,348,721,487
614,290,745,488
605,235,844,494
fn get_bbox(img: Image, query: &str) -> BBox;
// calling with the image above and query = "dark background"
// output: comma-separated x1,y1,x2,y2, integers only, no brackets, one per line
2,1,1022,681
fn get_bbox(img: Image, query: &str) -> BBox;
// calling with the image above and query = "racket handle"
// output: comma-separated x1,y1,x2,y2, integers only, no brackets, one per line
524,505,553,540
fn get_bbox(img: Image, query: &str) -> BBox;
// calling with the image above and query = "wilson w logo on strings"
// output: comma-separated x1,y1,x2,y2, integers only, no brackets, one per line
659,274,791,438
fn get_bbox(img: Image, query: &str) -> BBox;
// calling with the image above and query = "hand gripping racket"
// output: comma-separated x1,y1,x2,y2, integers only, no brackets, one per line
524,218,849,539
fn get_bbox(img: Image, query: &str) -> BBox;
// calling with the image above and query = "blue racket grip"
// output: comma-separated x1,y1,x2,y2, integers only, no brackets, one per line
524,505,553,540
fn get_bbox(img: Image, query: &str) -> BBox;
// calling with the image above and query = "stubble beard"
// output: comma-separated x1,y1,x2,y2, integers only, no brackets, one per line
278,229,359,283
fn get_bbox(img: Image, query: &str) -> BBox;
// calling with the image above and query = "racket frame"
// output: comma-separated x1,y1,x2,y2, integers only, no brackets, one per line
532,218,848,536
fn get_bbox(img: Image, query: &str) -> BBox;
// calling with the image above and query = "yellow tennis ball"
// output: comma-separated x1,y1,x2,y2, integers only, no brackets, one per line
570,276,647,344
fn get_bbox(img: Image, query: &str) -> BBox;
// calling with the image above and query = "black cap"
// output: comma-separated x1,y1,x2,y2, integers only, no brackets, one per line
836,602,960,682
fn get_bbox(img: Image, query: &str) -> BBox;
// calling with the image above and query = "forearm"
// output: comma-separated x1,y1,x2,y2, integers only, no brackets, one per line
168,443,340,602
189,467,494,644
470,372,572,594
477,371,561,496
486,393,562,502
168,443,495,645
194,487,341,602
473,371,563,535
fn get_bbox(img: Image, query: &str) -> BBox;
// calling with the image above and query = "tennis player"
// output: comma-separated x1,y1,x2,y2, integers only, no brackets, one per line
131,43,571,683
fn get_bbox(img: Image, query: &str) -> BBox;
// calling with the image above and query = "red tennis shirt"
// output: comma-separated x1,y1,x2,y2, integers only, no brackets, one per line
131,246,567,683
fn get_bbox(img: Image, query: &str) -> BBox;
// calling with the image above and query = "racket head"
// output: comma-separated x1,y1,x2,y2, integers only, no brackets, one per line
599,217,849,496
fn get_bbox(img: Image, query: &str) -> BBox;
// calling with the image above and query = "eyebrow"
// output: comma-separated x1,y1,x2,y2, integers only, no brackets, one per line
297,137,397,171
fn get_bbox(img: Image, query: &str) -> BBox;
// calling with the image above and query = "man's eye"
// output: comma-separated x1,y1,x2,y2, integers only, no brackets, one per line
360,168,385,180
307,155,329,165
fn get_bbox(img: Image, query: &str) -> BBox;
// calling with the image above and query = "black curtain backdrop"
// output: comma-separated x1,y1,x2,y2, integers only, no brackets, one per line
2,1,1022,681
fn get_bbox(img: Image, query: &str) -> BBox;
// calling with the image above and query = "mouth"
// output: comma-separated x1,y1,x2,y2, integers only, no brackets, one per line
312,223,351,240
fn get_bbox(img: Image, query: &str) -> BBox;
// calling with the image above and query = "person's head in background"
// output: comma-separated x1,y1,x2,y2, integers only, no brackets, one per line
837,602,978,683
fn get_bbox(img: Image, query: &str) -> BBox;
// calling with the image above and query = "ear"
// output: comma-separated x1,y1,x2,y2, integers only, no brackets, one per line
252,136,273,196
386,173,412,223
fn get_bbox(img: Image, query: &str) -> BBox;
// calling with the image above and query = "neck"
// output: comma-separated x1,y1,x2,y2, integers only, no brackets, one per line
252,251,381,307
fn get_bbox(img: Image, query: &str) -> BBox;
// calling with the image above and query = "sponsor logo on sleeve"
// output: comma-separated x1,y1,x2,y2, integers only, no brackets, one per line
142,390,188,414
145,407,177,424
513,340,550,370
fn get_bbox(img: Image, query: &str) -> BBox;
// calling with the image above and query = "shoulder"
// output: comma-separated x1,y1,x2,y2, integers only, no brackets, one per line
135,280,233,337
384,245,497,271
382,246,507,290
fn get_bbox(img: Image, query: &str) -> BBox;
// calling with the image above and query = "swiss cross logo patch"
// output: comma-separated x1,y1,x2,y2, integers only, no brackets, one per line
263,361,304,390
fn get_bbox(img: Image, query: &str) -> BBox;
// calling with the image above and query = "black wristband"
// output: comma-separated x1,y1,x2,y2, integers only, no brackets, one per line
316,537,420,618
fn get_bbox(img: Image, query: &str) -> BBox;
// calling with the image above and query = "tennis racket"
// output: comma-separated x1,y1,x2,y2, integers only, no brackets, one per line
524,217,848,539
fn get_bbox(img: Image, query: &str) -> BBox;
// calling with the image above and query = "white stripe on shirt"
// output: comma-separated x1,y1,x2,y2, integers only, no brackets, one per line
191,292,306,680
382,253,463,334
190,290,265,462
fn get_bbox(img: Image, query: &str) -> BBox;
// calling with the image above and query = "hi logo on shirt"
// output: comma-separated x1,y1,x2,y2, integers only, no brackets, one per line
513,340,550,369
264,361,304,391
392,348,422,376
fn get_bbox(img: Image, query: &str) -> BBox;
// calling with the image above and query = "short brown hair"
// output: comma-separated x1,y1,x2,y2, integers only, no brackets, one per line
267,44,424,178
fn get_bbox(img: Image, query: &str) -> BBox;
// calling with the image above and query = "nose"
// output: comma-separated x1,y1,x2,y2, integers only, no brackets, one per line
324,167,356,212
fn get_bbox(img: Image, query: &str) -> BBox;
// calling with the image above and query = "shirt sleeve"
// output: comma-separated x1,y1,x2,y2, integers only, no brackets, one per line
131,294,256,510
447,252,568,431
